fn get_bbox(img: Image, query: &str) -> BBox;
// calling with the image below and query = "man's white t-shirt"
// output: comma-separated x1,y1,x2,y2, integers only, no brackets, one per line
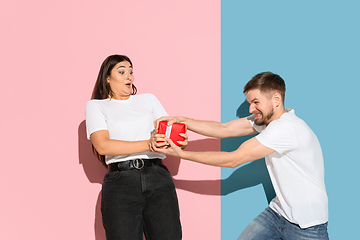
248,109,328,228
85,94,167,165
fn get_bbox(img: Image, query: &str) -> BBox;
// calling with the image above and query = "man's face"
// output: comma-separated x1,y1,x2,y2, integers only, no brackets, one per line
246,89,274,126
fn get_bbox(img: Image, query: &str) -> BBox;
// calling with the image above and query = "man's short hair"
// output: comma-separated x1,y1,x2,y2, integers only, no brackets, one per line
243,72,286,104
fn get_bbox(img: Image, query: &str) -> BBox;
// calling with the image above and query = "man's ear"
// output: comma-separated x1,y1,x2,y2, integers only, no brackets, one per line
273,92,282,107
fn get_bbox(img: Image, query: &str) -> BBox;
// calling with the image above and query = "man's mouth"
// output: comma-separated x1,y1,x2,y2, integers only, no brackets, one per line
254,111,262,118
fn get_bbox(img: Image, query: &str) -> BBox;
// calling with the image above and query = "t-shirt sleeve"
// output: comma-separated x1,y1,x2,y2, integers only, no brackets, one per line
85,101,108,140
255,119,298,154
150,94,168,119
247,114,266,132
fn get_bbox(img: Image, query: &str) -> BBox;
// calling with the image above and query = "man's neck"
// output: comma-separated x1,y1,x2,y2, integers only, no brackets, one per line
268,107,287,125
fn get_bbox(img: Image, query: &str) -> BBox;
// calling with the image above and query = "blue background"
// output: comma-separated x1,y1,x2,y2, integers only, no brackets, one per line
221,0,360,239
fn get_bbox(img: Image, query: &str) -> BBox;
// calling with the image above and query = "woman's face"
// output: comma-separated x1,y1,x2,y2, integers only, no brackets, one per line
107,61,134,100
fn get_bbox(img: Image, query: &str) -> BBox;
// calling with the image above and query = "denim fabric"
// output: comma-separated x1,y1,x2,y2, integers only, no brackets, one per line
238,207,329,240
101,164,182,240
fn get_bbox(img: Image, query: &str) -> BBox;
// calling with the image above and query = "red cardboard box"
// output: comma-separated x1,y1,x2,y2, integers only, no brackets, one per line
158,121,186,146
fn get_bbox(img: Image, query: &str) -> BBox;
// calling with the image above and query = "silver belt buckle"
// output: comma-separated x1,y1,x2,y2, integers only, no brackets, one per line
132,158,145,169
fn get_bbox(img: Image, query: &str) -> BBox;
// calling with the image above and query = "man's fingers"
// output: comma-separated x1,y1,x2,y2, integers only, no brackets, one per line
167,120,175,126
179,133,188,140
154,117,170,129
166,138,177,147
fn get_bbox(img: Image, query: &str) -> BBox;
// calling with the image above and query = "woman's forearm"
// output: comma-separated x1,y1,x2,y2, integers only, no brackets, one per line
90,130,151,156
94,139,150,156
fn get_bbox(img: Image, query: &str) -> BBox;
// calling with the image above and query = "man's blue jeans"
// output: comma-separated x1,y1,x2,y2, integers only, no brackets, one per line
101,164,182,240
238,207,329,240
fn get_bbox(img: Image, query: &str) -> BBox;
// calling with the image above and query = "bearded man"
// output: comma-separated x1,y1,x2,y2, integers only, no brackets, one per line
151,72,329,240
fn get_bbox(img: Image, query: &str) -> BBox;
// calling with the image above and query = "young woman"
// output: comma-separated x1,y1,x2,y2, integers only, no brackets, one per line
85,54,184,240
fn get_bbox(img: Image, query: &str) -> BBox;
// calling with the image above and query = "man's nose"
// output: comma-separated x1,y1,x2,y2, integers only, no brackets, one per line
249,104,255,113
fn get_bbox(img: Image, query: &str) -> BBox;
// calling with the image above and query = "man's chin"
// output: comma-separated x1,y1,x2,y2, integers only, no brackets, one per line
255,119,266,126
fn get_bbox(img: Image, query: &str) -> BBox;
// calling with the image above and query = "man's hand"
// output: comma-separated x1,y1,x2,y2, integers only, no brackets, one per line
150,138,184,158
154,116,184,129
177,133,188,149
150,130,188,149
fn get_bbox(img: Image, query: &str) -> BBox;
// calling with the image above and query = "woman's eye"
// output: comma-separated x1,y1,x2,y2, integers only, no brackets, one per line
130,71,133,74
119,71,124,74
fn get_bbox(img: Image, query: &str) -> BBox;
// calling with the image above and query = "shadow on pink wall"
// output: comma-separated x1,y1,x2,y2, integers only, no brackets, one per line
78,119,275,239
78,120,107,240
78,120,183,240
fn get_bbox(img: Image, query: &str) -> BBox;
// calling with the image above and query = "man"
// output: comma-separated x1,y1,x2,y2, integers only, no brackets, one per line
151,72,329,239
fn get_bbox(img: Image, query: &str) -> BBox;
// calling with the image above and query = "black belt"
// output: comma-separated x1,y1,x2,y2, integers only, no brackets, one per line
108,158,162,172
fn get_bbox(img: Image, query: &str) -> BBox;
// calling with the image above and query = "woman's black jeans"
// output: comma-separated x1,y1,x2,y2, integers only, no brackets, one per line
101,164,182,240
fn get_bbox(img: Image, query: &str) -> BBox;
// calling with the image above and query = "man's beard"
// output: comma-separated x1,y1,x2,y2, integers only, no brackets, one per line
254,107,274,126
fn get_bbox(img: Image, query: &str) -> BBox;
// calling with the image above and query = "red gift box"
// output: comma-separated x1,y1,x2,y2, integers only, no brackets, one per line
158,121,186,146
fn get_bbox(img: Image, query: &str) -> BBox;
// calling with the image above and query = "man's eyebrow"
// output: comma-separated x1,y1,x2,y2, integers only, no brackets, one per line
249,97,259,103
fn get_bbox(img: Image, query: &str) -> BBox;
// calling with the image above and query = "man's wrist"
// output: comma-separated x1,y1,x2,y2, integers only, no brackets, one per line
177,116,186,123
179,149,189,160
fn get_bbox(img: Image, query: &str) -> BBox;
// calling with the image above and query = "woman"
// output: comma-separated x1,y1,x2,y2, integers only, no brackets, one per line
85,54,184,240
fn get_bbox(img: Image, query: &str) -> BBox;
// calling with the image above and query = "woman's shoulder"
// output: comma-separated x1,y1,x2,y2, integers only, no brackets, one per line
85,99,110,109
86,99,105,105
134,93,158,101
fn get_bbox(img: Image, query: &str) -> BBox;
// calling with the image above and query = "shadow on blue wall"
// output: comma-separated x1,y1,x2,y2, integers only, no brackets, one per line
173,101,275,203
222,100,275,202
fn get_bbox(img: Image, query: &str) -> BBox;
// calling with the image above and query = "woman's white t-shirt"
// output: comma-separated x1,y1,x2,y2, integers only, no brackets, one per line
85,93,167,165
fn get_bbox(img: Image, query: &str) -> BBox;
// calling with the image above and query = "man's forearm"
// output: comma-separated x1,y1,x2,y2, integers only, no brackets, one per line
180,150,243,168
181,117,257,138
180,117,230,139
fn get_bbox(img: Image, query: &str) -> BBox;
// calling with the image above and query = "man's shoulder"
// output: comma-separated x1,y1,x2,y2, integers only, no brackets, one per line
270,108,299,126
266,118,295,133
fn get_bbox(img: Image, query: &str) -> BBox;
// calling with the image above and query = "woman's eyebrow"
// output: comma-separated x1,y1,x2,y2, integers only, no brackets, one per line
117,66,132,69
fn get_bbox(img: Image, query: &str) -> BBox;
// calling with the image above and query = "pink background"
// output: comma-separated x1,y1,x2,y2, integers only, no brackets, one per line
0,0,220,239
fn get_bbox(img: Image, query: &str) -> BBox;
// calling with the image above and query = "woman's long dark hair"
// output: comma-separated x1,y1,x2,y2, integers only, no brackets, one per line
91,54,138,166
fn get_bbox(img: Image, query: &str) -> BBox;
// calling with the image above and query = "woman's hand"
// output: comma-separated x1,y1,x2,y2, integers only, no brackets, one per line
153,117,188,149
150,131,169,149
150,131,188,149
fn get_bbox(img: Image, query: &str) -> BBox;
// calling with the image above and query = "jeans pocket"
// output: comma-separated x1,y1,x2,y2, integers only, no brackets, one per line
103,171,123,183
